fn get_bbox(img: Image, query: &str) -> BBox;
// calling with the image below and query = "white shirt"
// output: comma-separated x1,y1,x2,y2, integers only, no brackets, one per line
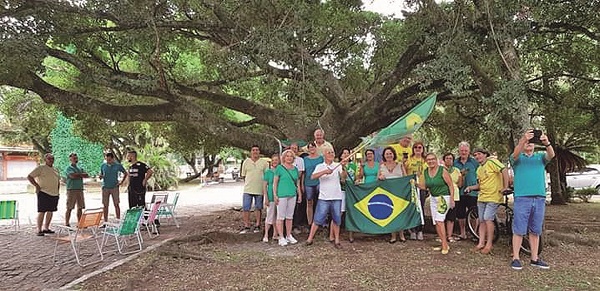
314,162,343,200
294,156,305,172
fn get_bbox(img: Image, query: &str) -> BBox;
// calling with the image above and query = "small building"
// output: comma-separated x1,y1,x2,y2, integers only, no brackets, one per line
0,146,39,180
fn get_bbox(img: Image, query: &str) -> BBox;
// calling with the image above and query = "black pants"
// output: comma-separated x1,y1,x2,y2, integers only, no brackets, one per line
128,188,146,209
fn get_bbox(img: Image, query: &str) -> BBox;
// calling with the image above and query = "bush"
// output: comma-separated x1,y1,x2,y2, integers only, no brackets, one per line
573,188,596,203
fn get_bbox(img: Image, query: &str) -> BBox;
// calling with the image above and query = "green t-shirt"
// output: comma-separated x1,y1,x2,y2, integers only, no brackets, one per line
65,164,84,190
274,164,299,198
263,169,275,202
424,166,449,197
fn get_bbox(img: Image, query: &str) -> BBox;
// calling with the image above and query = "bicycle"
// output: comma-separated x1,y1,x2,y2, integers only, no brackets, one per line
466,189,542,255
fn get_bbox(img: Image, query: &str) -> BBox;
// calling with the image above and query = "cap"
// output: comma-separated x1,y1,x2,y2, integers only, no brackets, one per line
69,152,78,157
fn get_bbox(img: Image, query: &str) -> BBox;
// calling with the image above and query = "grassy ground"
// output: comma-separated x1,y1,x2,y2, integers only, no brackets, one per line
78,203,600,290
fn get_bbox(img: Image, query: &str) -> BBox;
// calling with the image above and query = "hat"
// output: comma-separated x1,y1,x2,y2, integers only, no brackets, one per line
69,152,78,157
472,148,490,157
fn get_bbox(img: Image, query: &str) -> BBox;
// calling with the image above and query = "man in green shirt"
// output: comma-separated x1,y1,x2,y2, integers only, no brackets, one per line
65,153,89,226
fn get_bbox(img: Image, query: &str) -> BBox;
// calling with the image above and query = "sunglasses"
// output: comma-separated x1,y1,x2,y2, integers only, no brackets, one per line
414,146,423,149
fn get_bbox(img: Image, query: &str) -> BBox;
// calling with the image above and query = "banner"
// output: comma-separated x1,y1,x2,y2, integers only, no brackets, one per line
345,175,423,234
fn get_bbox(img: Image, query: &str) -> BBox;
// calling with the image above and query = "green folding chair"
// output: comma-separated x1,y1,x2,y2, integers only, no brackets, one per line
101,206,144,255
0,200,19,233
158,192,180,228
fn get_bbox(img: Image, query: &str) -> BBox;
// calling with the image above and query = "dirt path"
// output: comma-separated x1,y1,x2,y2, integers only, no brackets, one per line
77,203,600,290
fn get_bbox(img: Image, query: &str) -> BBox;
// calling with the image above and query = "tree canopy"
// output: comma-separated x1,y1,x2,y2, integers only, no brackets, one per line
1,0,599,156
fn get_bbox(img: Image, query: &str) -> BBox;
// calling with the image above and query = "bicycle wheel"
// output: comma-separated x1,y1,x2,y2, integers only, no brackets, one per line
466,207,479,239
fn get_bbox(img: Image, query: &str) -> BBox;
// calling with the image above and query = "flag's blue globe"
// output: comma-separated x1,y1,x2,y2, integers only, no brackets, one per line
367,194,394,220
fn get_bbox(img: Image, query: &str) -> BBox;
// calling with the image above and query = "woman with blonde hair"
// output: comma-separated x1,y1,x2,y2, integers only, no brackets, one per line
273,150,303,246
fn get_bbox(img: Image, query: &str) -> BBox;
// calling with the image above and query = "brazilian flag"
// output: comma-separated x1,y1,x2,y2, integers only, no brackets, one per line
345,175,423,234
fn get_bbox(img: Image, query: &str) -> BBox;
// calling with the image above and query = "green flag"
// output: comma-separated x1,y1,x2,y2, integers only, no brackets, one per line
366,93,437,147
345,175,423,234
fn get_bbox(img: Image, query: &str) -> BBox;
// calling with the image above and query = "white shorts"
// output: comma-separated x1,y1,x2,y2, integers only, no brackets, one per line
276,197,296,220
265,202,277,225
430,195,450,224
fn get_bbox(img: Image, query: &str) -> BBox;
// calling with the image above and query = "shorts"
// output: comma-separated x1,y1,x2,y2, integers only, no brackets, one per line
242,193,264,211
512,196,546,236
341,191,346,212
37,191,59,212
265,202,277,225
477,202,499,221
456,195,477,219
102,187,120,205
430,195,450,224
128,188,146,209
304,185,319,201
66,189,85,210
445,207,457,222
276,197,296,220
313,199,342,226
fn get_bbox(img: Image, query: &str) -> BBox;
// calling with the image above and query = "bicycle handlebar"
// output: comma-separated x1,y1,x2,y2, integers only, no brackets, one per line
501,188,514,195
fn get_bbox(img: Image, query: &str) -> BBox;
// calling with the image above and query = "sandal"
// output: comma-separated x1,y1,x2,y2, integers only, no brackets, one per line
389,239,397,244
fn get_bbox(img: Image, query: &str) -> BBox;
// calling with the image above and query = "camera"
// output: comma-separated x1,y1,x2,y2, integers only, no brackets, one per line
528,129,543,144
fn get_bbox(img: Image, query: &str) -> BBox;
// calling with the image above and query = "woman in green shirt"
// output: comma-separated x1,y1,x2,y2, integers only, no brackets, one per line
273,150,302,247
419,153,455,254
356,149,379,184
262,154,280,243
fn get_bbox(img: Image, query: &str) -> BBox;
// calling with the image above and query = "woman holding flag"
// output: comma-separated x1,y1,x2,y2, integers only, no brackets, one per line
406,141,427,240
378,147,407,243
420,152,455,255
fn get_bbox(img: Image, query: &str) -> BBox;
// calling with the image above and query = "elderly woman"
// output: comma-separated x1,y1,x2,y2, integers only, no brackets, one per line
378,146,407,243
420,153,455,254
273,150,303,246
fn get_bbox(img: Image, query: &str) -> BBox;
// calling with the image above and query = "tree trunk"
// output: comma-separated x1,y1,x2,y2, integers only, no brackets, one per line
547,159,566,205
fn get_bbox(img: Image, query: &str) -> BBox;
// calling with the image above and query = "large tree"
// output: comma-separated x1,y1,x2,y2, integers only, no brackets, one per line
1,0,598,158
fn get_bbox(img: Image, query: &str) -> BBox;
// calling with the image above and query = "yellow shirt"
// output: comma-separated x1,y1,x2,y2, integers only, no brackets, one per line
390,144,412,163
406,156,425,175
241,158,269,195
29,165,60,196
476,158,505,203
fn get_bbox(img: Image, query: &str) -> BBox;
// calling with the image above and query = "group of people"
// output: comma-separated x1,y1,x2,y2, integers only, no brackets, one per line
27,150,153,236
239,128,554,270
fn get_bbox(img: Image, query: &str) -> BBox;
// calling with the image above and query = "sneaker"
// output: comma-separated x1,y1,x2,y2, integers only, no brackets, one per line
36,231,44,236
239,227,251,234
262,237,269,243
417,231,424,241
530,259,550,269
278,237,288,246
42,229,55,234
409,232,417,240
511,259,523,270
253,225,261,233
286,235,298,244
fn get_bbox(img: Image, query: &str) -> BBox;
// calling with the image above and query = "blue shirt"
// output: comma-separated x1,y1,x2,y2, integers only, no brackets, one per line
454,157,479,197
65,164,84,190
510,152,548,197
303,155,324,187
101,162,126,189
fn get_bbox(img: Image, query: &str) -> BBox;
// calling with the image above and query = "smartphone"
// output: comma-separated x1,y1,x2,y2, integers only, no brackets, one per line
529,129,542,144
402,153,409,159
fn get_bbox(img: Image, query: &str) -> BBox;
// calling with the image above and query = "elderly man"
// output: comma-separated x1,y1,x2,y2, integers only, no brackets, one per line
453,141,479,241
391,134,413,163
509,130,554,270
304,129,334,156
27,153,60,236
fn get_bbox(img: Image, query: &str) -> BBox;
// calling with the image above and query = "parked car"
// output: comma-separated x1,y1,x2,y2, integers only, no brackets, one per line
566,164,600,194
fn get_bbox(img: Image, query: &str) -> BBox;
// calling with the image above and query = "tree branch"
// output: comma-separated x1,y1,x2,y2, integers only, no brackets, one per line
534,22,599,41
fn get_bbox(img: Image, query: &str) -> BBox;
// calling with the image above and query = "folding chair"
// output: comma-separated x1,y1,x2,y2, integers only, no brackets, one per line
53,208,104,266
146,192,168,210
101,206,144,255
0,200,19,233
158,192,180,228
141,201,161,239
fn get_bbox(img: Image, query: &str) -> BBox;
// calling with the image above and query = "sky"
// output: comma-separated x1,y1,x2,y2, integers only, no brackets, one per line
362,0,408,18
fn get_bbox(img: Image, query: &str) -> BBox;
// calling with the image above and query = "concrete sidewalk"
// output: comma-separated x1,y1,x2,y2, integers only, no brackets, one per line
0,182,243,290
